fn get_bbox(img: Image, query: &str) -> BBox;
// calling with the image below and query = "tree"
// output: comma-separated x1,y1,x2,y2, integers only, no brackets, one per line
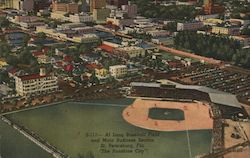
89,72,100,85
0,71,10,84
174,31,250,68
163,22,177,32
0,42,11,58
6,55,18,67
241,28,250,36
22,34,31,47
0,17,10,28
47,48,55,57
77,43,92,53
36,32,47,40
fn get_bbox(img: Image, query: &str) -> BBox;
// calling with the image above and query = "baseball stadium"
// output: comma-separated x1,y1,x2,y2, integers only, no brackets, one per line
124,81,249,156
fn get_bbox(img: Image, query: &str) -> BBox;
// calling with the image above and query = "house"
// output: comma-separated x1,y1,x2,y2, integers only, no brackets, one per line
0,58,8,68
95,68,109,79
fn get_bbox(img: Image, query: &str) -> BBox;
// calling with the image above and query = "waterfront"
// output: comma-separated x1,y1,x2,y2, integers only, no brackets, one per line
5,99,212,158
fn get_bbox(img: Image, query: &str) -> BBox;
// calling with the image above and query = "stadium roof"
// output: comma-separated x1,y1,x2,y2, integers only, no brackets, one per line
131,81,242,108
177,85,241,108
176,85,228,94
131,82,161,88
175,85,241,108
209,93,242,108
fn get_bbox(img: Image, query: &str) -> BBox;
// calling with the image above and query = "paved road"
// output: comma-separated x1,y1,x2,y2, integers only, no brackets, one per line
158,45,222,65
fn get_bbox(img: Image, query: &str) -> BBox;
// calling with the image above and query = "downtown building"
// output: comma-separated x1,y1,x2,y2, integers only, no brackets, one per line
90,0,110,23
177,21,204,31
107,0,128,8
90,0,106,13
203,0,224,15
51,0,79,14
15,68,58,96
121,2,137,18
0,0,34,11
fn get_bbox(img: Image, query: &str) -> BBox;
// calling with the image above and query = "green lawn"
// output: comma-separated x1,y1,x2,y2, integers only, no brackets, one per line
149,108,185,120
7,99,212,158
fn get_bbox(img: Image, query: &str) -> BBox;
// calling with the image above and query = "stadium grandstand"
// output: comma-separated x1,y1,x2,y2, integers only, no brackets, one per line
130,81,249,119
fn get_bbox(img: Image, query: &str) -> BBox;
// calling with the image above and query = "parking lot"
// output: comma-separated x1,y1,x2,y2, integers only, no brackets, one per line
170,63,250,104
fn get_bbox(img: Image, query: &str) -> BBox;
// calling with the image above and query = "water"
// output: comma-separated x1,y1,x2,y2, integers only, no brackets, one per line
4,99,212,158
0,120,52,158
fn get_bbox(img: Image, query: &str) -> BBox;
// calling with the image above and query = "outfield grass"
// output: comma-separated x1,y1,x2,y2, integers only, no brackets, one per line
7,99,212,158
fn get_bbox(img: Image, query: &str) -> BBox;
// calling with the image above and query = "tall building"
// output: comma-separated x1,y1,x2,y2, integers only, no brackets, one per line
93,8,110,23
34,0,51,11
0,0,34,11
52,0,79,14
203,0,224,15
107,0,128,8
81,0,89,12
121,2,137,18
0,0,13,8
204,0,213,14
90,0,106,13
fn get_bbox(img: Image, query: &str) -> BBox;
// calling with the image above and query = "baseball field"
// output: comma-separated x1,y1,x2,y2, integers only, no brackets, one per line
123,99,213,132
3,99,212,158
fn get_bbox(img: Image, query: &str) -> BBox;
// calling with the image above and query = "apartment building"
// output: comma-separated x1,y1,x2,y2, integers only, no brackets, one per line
177,21,204,31
212,26,240,36
15,68,58,96
109,65,127,78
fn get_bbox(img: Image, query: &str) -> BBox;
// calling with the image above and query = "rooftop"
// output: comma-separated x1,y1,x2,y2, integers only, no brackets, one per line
131,81,242,108
98,44,114,53
18,74,49,81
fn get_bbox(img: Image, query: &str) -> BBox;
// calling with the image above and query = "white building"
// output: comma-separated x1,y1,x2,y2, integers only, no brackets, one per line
15,68,58,96
195,14,219,21
146,30,170,37
19,21,44,29
71,34,99,43
109,65,127,78
69,13,93,23
134,16,153,28
50,11,68,21
177,21,204,31
116,46,145,58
